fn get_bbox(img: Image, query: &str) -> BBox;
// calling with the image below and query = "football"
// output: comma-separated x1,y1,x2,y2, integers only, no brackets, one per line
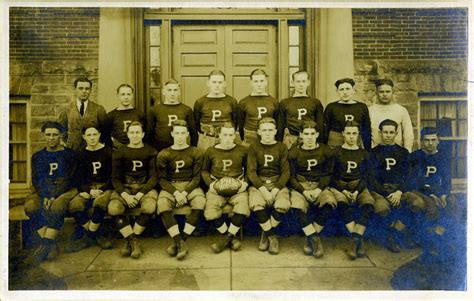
213,177,242,197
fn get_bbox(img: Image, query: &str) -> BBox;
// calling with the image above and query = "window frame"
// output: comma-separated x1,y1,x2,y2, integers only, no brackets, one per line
9,98,31,190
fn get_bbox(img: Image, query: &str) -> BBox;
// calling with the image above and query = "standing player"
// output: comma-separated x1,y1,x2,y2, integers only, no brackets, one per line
409,127,452,259
279,71,324,149
108,121,158,259
146,79,197,152
106,84,146,150
328,121,376,259
247,117,290,255
369,79,414,151
202,122,250,253
239,69,280,146
59,77,108,151
289,121,336,258
323,78,371,150
194,70,238,150
156,120,206,260
65,126,114,253
24,121,79,266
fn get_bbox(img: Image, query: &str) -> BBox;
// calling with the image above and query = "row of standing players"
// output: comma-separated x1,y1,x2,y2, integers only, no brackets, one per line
23,70,449,267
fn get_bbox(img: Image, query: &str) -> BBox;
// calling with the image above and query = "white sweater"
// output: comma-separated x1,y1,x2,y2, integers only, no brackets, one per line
369,103,414,152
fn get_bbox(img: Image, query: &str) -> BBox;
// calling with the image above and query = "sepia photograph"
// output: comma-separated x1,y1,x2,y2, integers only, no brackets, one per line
2,0,472,299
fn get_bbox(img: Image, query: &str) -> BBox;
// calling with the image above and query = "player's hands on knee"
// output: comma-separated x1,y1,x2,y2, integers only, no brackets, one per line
174,191,187,207
90,189,103,198
342,190,353,203
43,197,54,210
388,190,402,207
134,192,144,202
80,192,92,199
310,188,322,201
270,187,280,200
259,186,272,202
431,194,446,208
303,190,314,202
121,192,137,208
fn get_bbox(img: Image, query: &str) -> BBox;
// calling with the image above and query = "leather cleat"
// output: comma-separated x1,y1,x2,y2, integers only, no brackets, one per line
96,235,113,250
258,232,269,251
387,233,401,253
211,235,232,254
24,243,52,267
303,237,313,255
63,235,93,253
230,237,242,251
176,240,188,260
47,242,60,260
311,235,324,258
268,235,279,255
346,237,362,260
167,243,178,257
120,239,132,257
130,237,142,259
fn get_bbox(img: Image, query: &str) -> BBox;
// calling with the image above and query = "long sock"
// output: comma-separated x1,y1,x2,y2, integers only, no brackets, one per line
213,216,228,234
296,209,316,236
357,204,374,227
255,209,273,235
72,211,90,228
161,211,182,242
115,215,133,238
270,210,283,229
91,207,106,224
315,204,334,226
182,209,202,240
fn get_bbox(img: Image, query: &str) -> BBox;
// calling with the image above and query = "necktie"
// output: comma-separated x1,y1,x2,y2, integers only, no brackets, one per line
79,102,85,116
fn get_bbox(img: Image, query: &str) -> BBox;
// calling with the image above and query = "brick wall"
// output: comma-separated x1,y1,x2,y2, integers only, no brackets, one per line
10,7,100,61
352,8,468,60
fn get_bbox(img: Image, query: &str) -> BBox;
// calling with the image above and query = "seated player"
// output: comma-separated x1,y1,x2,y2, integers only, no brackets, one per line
368,119,424,252
65,126,114,252
247,117,290,255
409,127,453,261
202,122,250,253
108,121,158,259
156,120,206,260
328,121,376,260
24,121,79,266
106,84,146,150
288,121,336,258
238,69,280,147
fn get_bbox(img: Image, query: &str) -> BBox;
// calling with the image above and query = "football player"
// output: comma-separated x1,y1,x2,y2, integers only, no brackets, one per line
202,122,250,253
323,78,371,150
194,70,238,150
369,79,414,151
146,79,197,152
329,121,375,259
289,120,336,258
105,84,146,150
368,119,424,252
64,126,114,253
108,121,158,259
238,69,280,146
279,71,324,149
247,117,290,255
24,121,79,266
156,120,206,260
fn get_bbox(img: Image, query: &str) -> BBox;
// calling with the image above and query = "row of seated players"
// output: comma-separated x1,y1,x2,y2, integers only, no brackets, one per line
23,117,451,267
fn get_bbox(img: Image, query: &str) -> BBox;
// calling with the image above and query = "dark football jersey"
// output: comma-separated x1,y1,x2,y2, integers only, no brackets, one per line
202,144,247,186
409,148,451,196
238,95,280,139
332,146,369,192
193,95,238,131
247,141,290,189
111,144,158,194
279,96,324,137
106,108,146,145
156,146,203,194
78,146,113,192
31,147,78,199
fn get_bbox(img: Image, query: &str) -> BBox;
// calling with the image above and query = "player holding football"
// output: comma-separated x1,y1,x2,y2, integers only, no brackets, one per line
368,119,424,252
279,71,324,149
105,84,146,150
238,69,280,146
146,79,197,152
323,78,371,150
202,122,250,253
329,121,376,259
247,117,290,255
194,70,238,150
156,120,206,260
288,120,336,258
24,121,79,266
65,126,114,252
108,121,158,259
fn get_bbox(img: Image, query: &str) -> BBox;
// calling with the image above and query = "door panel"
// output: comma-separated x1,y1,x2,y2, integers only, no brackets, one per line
173,24,277,107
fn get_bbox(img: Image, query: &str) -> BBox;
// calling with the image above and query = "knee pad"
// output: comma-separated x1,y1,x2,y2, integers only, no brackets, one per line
108,201,125,216
141,199,157,215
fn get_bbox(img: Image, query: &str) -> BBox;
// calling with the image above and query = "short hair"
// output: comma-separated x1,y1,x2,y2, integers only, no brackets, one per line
164,79,180,87
127,121,144,132
420,127,439,139
208,69,226,79
335,78,355,88
41,121,64,133
171,119,188,130
82,125,101,134
258,117,276,128
250,69,268,79
378,119,399,131
116,84,134,94
375,79,394,88
292,70,310,81
343,120,360,131
299,120,319,133
74,77,93,88
217,122,235,134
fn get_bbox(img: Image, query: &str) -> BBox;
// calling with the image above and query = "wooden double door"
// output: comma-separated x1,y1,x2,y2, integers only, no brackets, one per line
172,24,278,106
